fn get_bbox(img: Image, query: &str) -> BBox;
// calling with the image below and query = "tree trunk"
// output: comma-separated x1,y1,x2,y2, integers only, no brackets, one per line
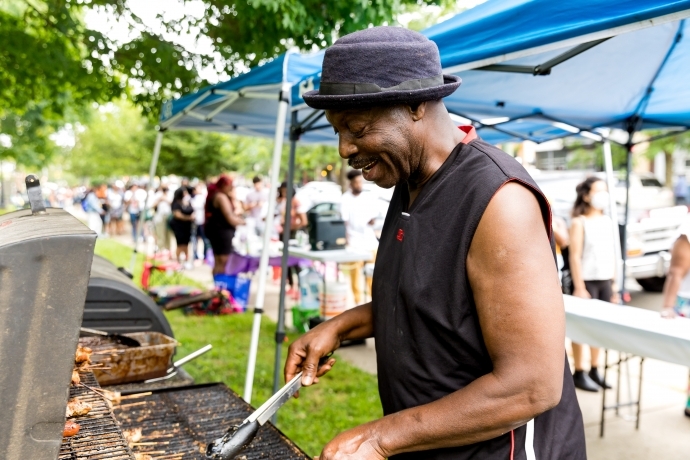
665,150,673,187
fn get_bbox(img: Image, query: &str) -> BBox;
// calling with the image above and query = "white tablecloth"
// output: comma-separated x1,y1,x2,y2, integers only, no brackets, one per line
564,295,690,367
288,247,374,264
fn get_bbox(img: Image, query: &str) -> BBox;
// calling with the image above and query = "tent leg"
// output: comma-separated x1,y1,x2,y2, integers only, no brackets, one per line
602,137,623,302
271,112,299,423
244,83,291,404
129,130,164,273
619,135,634,303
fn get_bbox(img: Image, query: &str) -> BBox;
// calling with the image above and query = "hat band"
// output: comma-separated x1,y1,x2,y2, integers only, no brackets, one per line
319,74,444,96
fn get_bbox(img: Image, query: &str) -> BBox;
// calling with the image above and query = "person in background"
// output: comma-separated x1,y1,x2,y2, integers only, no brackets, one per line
170,187,195,265
153,184,173,257
675,174,688,205
108,181,125,236
553,215,571,294
340,169,379,304
205,175,246,276
245,175,269,236
124,183,146,242
659,219,690,417
276,181,307,294
569,176,618,392
95,183,110,236
191,183,208,262
84,184,106,236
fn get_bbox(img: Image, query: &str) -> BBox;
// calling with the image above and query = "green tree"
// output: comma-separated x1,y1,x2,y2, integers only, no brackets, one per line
0,103,65,167
67,99,149,179
2,0,440,120
644,131,690,186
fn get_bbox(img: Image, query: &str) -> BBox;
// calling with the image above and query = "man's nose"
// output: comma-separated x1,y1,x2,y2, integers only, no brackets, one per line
338,135,357,159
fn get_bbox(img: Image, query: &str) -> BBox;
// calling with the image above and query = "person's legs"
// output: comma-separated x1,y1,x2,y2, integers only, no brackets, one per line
347,261,364,304
176,244,188,262
588,280,612,389
130,213,139,241
214,254,229,276
572,280,603,392
572,343,585,371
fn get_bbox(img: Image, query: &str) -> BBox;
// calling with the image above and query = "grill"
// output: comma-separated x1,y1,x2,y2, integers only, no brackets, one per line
113,384,310,460
85,255,174,337
60,371,135,460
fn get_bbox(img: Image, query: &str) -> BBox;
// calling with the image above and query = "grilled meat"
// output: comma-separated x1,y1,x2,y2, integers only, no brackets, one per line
66,398,92,418
123,427,143,444
75,346,92,365
133,454,152,460
62,421,80,437
71,370,80,385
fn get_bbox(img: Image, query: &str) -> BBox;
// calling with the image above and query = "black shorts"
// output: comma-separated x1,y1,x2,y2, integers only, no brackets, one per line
584,279,613,302
206,228,235,256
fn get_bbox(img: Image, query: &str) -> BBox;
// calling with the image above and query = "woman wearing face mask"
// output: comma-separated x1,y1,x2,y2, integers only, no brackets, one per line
170,187,195,264
569,176,619,392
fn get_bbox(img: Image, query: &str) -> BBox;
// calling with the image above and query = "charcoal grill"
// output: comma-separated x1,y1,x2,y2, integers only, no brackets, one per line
60,371,135,460
85,255,174,337
113,384,310,460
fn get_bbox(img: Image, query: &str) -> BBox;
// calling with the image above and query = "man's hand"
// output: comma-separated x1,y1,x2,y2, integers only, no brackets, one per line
284,303,375,389
315,423,387,460
285,323,339,388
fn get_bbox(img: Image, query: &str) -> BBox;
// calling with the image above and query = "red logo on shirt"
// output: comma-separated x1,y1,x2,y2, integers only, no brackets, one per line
396,229,404,242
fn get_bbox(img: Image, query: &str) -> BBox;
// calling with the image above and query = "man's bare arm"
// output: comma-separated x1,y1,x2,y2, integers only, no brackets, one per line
345,182,565,456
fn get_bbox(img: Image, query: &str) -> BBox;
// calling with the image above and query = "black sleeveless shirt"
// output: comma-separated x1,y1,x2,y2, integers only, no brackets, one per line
372,134,586,459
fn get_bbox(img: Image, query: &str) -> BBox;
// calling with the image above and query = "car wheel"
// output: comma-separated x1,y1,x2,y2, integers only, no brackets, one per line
636,276,666,292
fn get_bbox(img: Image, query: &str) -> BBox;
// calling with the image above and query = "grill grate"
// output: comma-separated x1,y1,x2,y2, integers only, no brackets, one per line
59,371,135,460
113,384,310,460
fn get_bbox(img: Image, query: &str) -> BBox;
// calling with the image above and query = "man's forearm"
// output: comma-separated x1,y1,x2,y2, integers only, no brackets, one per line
374,369,559,456
325,302,374,343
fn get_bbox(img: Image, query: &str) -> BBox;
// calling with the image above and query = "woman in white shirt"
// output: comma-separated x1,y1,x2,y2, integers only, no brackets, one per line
660,220,690,417
569,176,619,392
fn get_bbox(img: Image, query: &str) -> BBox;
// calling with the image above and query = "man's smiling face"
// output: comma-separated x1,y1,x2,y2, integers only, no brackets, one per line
326,105,423,189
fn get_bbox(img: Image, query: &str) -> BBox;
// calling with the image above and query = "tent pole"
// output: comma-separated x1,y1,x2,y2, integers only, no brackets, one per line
244,82,291,404
271,112,299,423
619,128,635,303
129,130,164,273
602,135,623,303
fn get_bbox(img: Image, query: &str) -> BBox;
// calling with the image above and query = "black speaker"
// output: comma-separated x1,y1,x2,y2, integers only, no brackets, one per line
308,210,346,251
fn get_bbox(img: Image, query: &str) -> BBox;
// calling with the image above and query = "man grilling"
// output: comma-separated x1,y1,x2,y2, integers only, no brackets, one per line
285,27,586,459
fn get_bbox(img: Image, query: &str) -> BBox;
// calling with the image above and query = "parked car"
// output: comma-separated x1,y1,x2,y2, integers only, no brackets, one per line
531,169,687,292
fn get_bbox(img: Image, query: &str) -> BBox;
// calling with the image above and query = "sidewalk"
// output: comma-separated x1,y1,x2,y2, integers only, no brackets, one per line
101,217,688,458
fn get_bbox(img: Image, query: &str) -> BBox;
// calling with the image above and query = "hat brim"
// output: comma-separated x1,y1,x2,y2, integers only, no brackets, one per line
302,75,461,110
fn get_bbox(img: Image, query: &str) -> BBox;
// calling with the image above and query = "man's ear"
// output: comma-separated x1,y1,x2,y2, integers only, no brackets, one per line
407,101,427,121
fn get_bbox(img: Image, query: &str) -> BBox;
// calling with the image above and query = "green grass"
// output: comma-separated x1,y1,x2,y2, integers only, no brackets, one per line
95,239,382,457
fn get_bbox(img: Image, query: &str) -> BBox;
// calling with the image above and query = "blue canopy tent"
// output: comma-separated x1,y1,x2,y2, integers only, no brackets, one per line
423,0,690,301
425,0,690,141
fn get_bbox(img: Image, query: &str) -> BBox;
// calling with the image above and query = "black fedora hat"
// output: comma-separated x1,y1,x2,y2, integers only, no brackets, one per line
303,26,461,110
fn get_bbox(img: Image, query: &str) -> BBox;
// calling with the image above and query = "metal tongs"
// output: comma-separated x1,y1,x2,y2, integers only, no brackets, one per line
145,344,213,383
206,353,332,459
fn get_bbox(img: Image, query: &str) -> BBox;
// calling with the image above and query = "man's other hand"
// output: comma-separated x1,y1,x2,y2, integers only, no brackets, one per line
315,423,387,460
